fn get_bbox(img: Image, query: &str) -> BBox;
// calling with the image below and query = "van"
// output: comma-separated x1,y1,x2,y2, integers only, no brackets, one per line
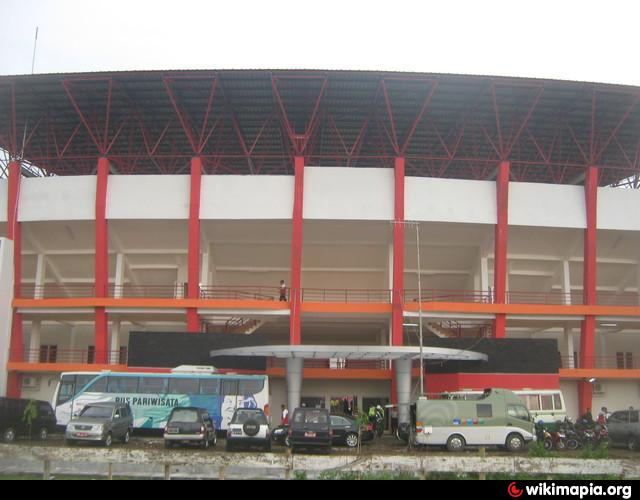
607,409,640,451
0,397,57,442
289,407,332,453
412,388,535,452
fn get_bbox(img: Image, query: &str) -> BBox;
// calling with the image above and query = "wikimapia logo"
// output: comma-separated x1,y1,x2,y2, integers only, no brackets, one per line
507,482,632,500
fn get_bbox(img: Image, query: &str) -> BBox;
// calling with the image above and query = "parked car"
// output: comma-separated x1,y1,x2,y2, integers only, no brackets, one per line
65,402,133,447
0,397,56,443
164,407,217,449
289,407,332,453
607,409,640,451
275,414,372,448
225,408,271,451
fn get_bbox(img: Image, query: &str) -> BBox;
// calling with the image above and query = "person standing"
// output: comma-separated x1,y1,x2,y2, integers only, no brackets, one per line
279,280,287,301
281,404,289,425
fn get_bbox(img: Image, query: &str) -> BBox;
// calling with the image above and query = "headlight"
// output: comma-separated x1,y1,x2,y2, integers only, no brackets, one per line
94,424,104,432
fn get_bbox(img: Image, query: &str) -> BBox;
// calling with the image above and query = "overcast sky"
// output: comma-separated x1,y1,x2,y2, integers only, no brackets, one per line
0,0,639,86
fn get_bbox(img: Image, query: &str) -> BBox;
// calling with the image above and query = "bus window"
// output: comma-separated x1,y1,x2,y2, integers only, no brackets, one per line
526,395,540,411
139,377,169,393
540,395,553,411
168,378,199,394
75,375,96,391
238,379,264,395
56,377,76,405
85,376,108,392
222,380,238,396
199,379,220,395
107,376,139,394
553,394,563,410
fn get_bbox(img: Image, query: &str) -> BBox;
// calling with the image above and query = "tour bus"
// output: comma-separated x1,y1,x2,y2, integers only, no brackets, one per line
412,388,536,452
52,368,269,432
444,389,567,424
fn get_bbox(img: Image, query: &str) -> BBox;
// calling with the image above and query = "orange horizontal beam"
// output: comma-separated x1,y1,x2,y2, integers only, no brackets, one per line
7,362,128,373
404,302,640,316
559,368,640,379
14,298,291,310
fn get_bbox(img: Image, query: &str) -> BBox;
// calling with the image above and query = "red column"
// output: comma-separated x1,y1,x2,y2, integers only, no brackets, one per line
392,157,405,346
94,158,109,363
493,161,510,338
7,161,22,396
187,157,202,332
289,157,305,345
578,166,598,415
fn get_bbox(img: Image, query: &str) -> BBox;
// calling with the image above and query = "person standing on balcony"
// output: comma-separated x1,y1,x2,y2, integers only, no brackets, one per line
279,280,287,301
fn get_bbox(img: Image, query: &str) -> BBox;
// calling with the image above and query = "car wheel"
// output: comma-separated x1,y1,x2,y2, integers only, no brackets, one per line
212,434,217,447
506,433,525,452
345,433,359,448
202,439,210,449
121,430,130,444
164,440,173,449
39,427,48,441
2,428,16,443
446,434,466,452
284,435,291,447
628,437,638,451
104,433,113,447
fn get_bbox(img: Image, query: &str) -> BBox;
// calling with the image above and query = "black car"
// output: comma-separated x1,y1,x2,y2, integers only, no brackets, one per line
164,407,217,449
273,414,374,448
0,397,57,442
289,407,332,453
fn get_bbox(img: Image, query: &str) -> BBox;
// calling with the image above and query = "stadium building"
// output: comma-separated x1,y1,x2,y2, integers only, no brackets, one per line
1,70,639,420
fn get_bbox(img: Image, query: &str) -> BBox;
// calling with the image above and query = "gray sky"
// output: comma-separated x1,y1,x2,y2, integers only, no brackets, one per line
0,0,639,86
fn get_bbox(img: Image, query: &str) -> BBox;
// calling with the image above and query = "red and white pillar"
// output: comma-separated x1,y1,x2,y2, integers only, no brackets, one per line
493,161,510,338
6,161,23,396
289,156,305,345
94,158,110,363
187,157,202,332
578,166,598,414
391,157,405,346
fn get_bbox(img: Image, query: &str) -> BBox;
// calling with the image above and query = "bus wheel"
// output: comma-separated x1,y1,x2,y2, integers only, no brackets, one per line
3,428,16,443
446,434,466,452
506,433,525,452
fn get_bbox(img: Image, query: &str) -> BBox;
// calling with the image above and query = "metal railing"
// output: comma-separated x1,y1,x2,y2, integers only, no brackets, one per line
559,355,636,370
199,286,280,301
108,284,187,298
16,349,127,365
403,289,492,303
17,283,96,299
301,288,391,302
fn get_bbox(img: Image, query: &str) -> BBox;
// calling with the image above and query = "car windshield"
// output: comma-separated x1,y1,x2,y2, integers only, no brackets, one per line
233,410,267,425
294,410,328,425
79,406,113,419
169,409,199,423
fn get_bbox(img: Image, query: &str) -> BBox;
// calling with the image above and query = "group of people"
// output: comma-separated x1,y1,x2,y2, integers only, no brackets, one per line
579,406,611,426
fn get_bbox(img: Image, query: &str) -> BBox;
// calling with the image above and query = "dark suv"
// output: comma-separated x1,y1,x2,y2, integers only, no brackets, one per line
0,397,56,442
164,407,217,449
289,408,332,453
607,409,640,451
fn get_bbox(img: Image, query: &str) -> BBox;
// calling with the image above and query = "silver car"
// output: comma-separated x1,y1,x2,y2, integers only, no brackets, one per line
65,402,133,447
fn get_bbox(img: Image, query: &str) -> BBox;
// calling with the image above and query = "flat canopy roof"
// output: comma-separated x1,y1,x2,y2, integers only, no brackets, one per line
1,69,640,185
210,345,488,362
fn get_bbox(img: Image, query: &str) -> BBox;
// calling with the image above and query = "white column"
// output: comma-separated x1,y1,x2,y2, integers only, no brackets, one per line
110,320,121,364
114,253,125,299
34,254,46,299
388,243,394,302
176,265,187,299
561,260,572,305
480,255,490,302
200,252,210,288
0,238,14,395
286,358,304,412
636,264,640,306
29,320,41,362
563,325,575,368
395,358,412,425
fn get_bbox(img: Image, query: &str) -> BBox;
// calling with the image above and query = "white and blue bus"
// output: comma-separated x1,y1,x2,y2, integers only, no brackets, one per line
52,369,269,431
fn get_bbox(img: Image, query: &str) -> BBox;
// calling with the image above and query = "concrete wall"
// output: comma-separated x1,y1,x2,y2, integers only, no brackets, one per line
201,176,293,220
19,176,96,221
304,168,394,221
405,177,495,224
561,381,579,421
11,171,640,231
0,238,13,396
107,176,189,219
591,380,640,415
510,183,586,228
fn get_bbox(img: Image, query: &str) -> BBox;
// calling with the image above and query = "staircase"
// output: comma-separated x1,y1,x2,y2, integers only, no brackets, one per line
202,316,266,335
425,321,491,338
